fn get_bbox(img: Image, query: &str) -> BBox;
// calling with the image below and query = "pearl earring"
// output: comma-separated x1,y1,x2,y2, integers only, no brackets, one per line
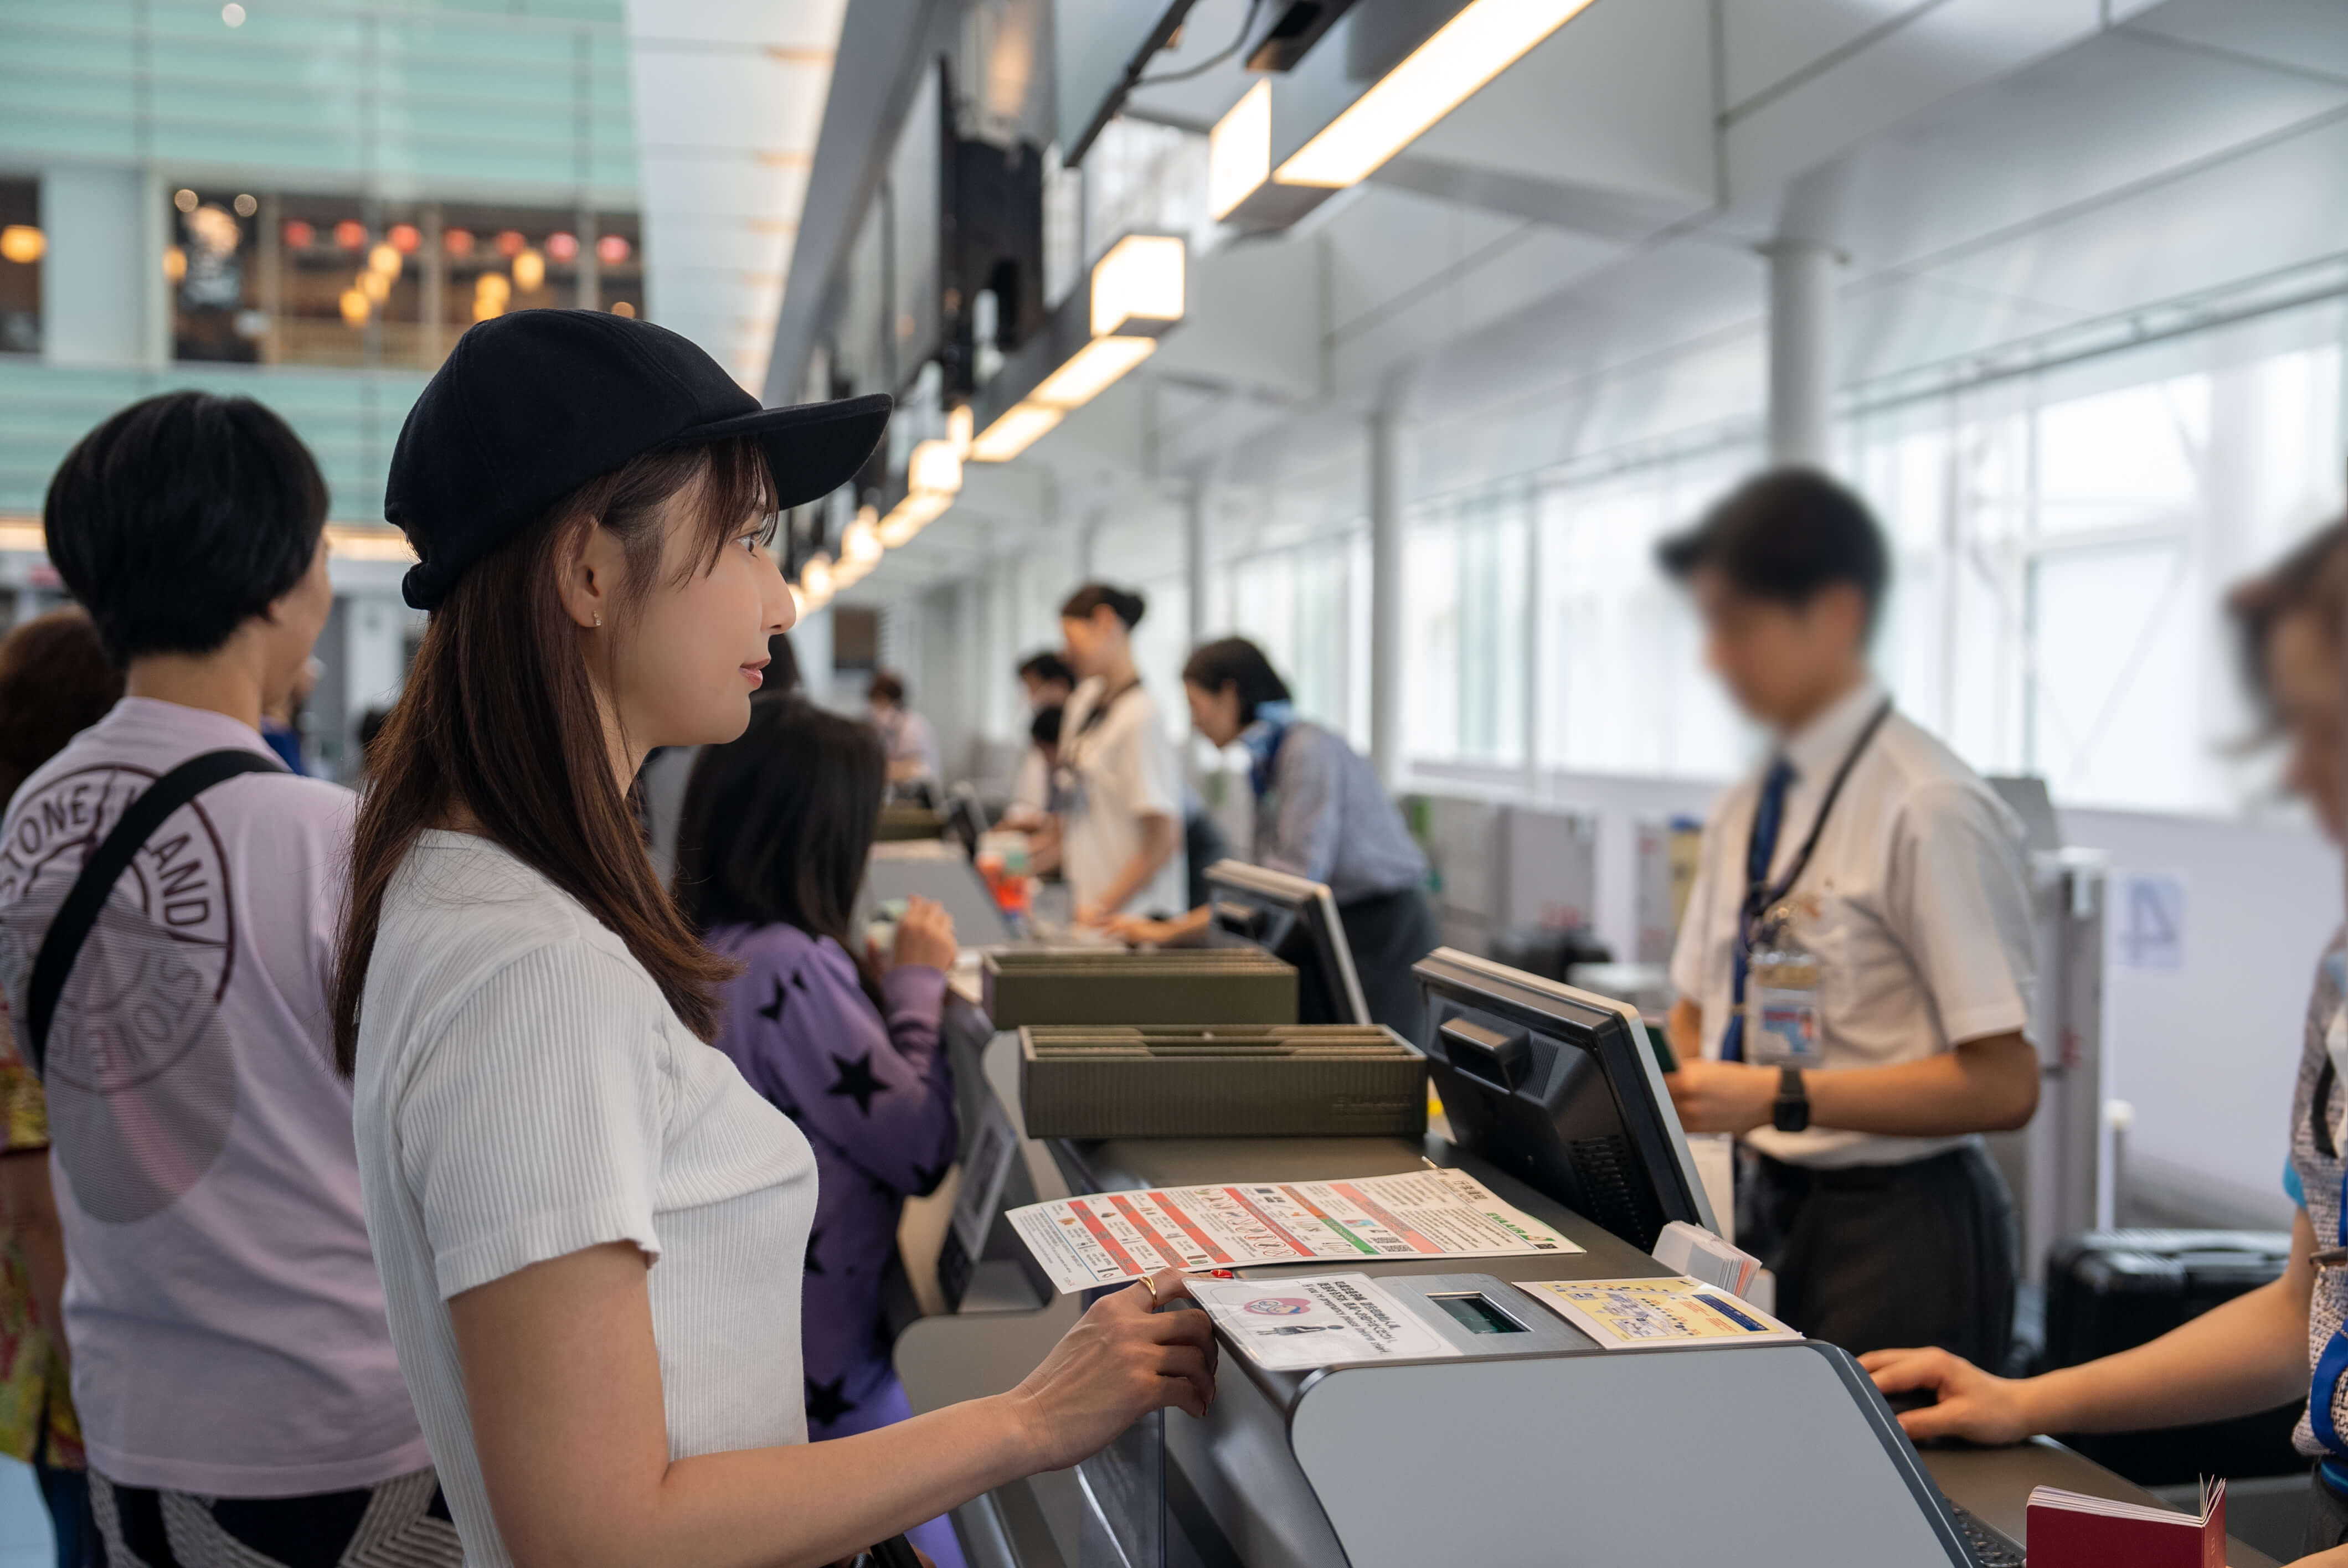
593,613,601,627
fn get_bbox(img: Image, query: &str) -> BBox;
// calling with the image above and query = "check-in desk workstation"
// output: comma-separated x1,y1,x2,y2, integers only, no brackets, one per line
883,850,2279,1568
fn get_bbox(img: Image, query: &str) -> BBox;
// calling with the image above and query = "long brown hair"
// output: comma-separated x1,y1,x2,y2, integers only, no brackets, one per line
331,439,773,1075
673,694,890,1009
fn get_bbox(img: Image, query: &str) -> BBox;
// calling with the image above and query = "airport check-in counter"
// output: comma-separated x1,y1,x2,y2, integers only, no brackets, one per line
895,942,2282,1568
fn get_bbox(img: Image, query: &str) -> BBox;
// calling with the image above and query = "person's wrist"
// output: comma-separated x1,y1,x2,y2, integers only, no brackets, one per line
988,1390,1052,1476
2010,1370,2065,1436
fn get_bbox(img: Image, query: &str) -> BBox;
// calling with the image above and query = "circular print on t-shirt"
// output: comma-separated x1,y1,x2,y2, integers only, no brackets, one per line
0,764,240,1224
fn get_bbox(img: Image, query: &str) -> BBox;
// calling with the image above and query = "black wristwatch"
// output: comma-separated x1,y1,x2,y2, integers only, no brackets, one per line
1772,1066,1810,1133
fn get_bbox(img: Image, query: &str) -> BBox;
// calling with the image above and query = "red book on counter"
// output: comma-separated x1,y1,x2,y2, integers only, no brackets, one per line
2025,1477,2225,1568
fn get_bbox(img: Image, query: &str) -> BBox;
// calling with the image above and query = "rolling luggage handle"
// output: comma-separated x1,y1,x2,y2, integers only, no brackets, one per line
21,748,283,1077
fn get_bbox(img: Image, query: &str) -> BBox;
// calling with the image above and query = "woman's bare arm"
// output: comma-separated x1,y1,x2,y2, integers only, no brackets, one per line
453,1245,1214,1568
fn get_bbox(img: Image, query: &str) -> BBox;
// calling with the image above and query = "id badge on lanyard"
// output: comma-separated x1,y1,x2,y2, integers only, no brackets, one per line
1744,904,1825,1068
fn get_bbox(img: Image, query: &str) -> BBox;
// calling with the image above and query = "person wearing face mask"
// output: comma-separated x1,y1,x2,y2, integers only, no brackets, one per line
1002,652,1073,832
1107,637,1437,1038
1657,468,2040,1371
1863,519,2348,1567
336,311,1216,1568
1046,584,1187,927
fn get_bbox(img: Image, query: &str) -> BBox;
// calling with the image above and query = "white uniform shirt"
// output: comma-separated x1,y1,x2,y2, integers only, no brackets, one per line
1668,681,2036,1169
354,833,817,1566
1057,676,1188,917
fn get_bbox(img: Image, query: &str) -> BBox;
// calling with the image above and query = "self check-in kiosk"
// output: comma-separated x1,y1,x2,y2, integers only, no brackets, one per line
1203,861,1370,1029
901,947,2005,1567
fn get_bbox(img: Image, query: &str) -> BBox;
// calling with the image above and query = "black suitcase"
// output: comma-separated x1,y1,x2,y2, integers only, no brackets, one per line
2043,1229,2303,1484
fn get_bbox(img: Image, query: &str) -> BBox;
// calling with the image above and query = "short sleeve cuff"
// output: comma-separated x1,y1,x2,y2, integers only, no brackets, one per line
434,1200,661,1301
2288,1159,2309,1210
1939,1002,2031,1048
882,964,949,1017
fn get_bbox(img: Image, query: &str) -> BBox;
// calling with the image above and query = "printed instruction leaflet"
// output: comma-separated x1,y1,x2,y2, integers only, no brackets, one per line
1006,1166,1581,1293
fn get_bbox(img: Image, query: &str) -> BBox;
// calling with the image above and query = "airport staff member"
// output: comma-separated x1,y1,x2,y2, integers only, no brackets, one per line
866,669,941,793
1111,637,1439,1038
1004,651,1074,830
1044,583,1186,925
1659,468,2038,1368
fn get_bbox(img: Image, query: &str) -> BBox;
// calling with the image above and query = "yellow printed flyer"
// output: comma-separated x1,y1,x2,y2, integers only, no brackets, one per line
1521,1276,1802,1350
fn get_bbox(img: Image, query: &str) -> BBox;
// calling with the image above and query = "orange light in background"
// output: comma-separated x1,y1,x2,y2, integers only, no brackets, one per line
512,249,545,292
596,234,631,265
162,246,187,282
333,219,365,250
443,227,474,256
339,288,369,326
546,231,579,261
367,243,401,279
495,230,526,257
388,223,421,253
474,271,511,322
610,300,636,318
0,226,43,265
358,267,390,303
282,218,313,248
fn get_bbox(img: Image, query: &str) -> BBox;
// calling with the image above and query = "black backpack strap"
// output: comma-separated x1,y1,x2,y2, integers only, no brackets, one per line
23,748,282,1076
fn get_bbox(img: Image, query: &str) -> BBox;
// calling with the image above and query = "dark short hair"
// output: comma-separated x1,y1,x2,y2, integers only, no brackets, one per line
674,697,890,1004
44,391,329,663
869,670,906,705
0,607,123,806
1030,703,1063,747
1657,468,1889,625
2227,517,2348,726
1018,650,1073,688
1060,581,1146,628
1182,637,1291,724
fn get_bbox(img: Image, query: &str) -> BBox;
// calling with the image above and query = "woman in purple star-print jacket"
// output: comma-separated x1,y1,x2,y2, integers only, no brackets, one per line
674,695,965,1568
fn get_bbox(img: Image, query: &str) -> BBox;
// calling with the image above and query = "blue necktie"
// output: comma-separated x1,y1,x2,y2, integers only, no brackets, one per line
1720,755,1796,1064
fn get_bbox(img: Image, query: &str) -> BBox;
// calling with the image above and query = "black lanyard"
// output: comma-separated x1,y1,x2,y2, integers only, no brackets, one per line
1071,678,1137,743
1738,698,1894,943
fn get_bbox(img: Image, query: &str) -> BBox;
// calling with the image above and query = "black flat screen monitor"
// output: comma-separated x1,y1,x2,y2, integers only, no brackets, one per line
1415,948,1717,1252
945,783,989,862
1203,860,1369,1027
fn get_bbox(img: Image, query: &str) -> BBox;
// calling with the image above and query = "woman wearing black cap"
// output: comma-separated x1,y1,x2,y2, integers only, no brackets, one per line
332,310,1213,1568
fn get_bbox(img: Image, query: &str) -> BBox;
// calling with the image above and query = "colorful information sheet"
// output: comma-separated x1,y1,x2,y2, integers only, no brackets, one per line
1190,1272,1461,1370
1005,1167,1581,1294
1520,1276,1801,1350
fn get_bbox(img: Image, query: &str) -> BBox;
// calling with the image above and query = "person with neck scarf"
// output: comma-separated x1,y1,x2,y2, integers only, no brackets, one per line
1108,637,1438,1039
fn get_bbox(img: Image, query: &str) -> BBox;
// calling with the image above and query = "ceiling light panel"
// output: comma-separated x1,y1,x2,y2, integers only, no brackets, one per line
969,403,1066,462
1031,335,1157,408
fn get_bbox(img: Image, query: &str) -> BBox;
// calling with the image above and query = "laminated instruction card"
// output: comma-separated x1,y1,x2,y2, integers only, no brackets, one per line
1190,1272,1460,1370
1006,1167,1582,1293
1520,1276,1802,1350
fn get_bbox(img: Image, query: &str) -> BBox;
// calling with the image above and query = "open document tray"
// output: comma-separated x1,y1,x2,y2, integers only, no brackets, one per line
1018,1024,1427,1138
980,947,1298,1028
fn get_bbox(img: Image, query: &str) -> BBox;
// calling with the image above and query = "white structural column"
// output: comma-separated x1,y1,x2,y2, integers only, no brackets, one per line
43,166,158,365
1368,402,1405,790
1763,239,1837,470
794,605,835,707
1185,480,1212,651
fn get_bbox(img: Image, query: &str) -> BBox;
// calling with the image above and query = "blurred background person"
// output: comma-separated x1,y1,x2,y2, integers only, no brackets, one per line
1003,651,1074,831
1046,584,1185,926
674,695,964,1568
259,654,318,775
1111,637,1438,1038
0,607,123,1568
868,669,941,800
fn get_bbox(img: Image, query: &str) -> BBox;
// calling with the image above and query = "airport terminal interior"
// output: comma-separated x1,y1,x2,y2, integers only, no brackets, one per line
6,1,2348,1565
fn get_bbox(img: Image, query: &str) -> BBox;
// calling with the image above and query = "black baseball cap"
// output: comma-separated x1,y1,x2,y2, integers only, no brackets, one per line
385,308,891,611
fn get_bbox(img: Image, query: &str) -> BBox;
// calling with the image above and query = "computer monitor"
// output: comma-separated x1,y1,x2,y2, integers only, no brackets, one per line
1202,860,1370,1027
1415,948,1718,1252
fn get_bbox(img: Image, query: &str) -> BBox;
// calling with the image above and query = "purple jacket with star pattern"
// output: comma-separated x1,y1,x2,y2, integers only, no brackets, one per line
703,922,958,1435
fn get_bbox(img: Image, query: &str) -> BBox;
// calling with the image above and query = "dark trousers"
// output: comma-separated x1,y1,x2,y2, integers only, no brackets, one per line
1293,885,1440,1040
2310,1464,2348,1555
1738,1143,2020,1369
33,1422,92,1568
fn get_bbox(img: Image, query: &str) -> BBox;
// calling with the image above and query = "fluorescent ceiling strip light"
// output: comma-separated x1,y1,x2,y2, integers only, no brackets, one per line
1208,81,1273,221
907,437,964,497
1275,0,1596,189
1090,235,1185,337
879,490,953,548
1031,335,1157,409
970,402,1065,462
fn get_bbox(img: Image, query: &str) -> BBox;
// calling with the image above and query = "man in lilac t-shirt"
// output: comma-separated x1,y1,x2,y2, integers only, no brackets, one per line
0,393,454,1567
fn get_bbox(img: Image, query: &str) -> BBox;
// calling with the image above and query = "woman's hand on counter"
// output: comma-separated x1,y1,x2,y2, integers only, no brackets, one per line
888,896,957,972
1858,1345,2038,1445
1002,1268,1219,1472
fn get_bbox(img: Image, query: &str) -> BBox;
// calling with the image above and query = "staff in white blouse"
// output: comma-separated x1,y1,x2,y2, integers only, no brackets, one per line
331,310,1214,1568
